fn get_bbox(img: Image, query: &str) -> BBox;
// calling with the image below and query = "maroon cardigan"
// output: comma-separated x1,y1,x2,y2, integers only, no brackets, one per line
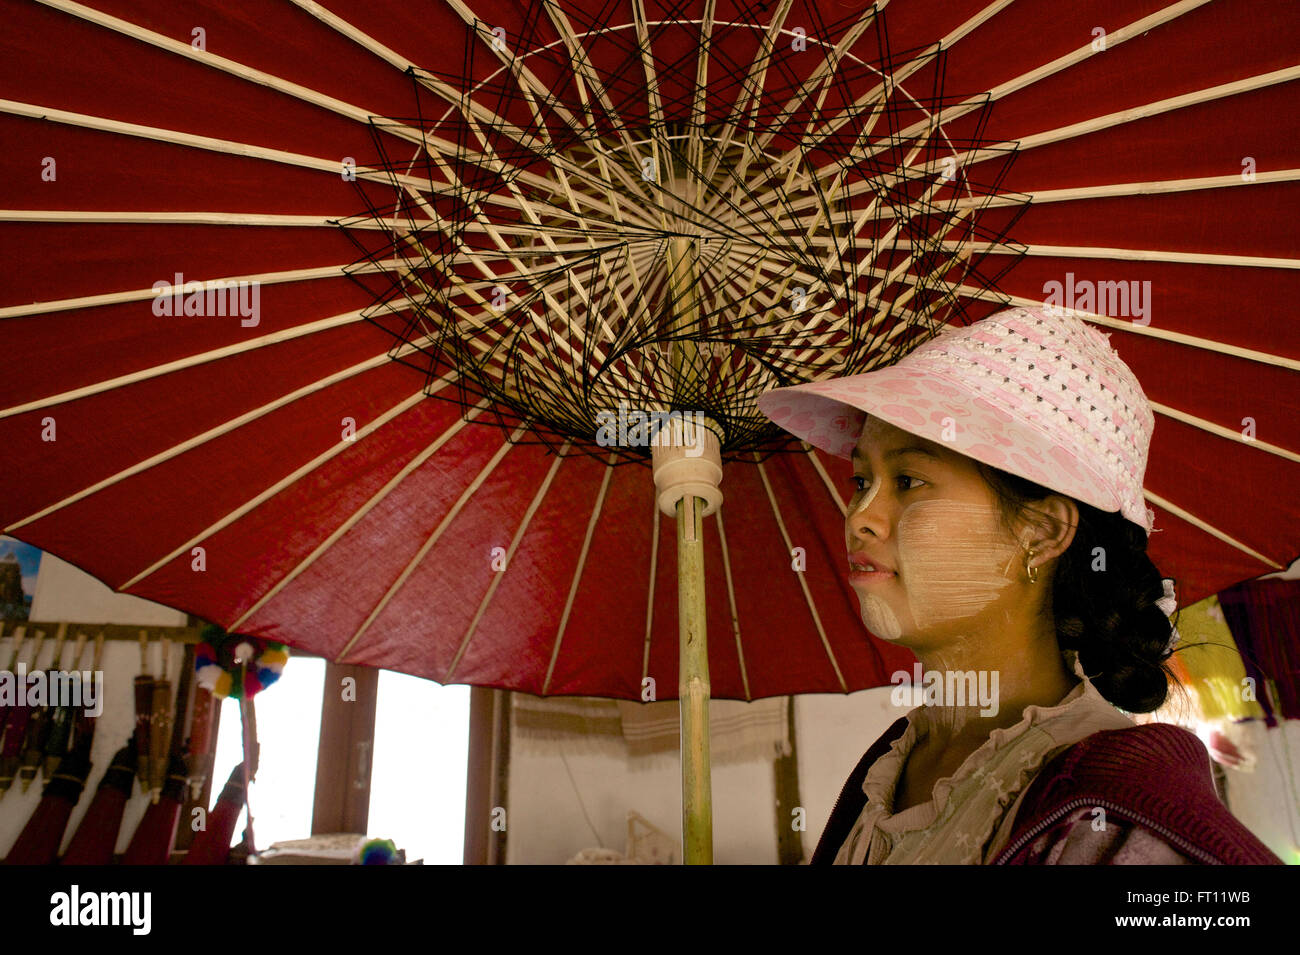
811,717,1283,865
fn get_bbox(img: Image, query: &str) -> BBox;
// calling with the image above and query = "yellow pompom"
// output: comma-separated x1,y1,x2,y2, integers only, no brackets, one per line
262,648,289,667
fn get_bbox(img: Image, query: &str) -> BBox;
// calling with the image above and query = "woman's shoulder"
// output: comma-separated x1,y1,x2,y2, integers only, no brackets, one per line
994,722,1283,865
1000,806,1198,864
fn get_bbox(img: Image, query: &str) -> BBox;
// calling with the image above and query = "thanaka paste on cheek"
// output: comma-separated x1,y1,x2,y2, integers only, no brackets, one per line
896,500,1021,630
860,594,903,640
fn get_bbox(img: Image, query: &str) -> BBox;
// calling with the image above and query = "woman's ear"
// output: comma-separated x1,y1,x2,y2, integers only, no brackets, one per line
1020,496,1079,566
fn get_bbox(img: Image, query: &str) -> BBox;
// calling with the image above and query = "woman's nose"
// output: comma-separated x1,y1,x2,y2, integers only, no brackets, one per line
846,482,888,541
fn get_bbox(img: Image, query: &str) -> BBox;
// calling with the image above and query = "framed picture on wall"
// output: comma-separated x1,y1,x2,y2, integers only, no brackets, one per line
0,536,42,622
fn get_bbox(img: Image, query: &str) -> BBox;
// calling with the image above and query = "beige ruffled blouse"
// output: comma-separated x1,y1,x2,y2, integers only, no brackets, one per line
833,653,1151,865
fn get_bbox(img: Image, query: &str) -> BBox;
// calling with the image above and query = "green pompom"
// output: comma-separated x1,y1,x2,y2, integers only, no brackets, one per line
356,837,400,865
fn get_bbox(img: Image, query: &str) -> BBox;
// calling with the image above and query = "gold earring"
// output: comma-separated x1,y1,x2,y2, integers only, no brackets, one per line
1025,548,1039,584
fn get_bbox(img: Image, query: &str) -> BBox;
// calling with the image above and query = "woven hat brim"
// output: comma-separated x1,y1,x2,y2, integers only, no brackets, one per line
758,367,1125,517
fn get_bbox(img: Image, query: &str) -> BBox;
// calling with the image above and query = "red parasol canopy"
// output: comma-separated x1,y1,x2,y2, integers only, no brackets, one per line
0,0,1296,706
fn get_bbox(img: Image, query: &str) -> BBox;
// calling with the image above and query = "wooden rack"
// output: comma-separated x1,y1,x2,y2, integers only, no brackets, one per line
0,620,205,643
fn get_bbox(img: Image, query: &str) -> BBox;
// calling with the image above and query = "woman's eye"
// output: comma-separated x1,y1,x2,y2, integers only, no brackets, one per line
853,474,925,493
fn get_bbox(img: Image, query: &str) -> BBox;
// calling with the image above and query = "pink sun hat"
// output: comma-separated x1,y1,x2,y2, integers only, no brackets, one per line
757,305,1157,535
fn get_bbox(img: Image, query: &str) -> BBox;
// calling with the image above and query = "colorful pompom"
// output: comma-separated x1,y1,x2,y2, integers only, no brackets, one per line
194,625,289,699
354,837,402,865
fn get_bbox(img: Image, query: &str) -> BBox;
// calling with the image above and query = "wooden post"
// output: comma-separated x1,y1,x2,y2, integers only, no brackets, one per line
463,686,510,864
677,493,713,865
311,662,378,835
773,696,805,865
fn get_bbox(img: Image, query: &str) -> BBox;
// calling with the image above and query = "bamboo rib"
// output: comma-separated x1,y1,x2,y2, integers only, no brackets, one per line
804,12,884,128
642,498,661,691
701,0,795,186
952,66,1300,170
7,3,967,402
800,0,1013,148
754,456,848,693
712,507,752,702
806,446,850,518
0,310,372,420
403,120,646,383
446,108,634,349
444,442,572,683
715,238,948,354
541,457,617,696
689,1,717,179
703,252,935,363
444,0,658,211
769,135,1300,227
450,17,660,223
287,0,413,72
716,131,922,329
334,427,526,664
544,3,654,201
1144,491,1284,570
4,363,457,535
0,97,409,188
38,0,423,134
43,0,609,225
1148,403,1300,466
0,210,400,228
928,241,1300,271
388,195,606,387
118,389,430,591
0,260,395,321
752,6,881,154
870,0,1215,158
631,0,673,217
229,402,491,631
958,286,1300,372
967,168,1300,210
407,70,663,225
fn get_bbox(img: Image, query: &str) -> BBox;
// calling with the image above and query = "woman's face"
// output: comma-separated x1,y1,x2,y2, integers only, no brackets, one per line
846,415,1027,649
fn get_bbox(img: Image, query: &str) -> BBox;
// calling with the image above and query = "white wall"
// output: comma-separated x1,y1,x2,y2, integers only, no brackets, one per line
505,686,910,864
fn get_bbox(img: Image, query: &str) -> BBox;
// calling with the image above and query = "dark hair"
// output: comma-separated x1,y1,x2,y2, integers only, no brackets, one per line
975,462,1183,714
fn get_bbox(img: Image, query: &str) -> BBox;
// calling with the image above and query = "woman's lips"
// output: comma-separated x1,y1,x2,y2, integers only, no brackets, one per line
848,567,896,585
848,555,897,585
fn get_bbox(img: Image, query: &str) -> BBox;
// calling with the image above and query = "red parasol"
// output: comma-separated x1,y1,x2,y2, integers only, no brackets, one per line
186,683,216,802
132,632,154,791
58,743,134,866
17,624,67,793
2,744,91,866
181,762,247,866
0,625,27,774
0,0,1293,682
40,630,87,779
147,638,174,802
0,628,45,796
121,753,189,866
1,1,1297,860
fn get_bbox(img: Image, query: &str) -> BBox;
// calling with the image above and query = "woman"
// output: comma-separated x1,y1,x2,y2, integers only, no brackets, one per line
758,305,1281,865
